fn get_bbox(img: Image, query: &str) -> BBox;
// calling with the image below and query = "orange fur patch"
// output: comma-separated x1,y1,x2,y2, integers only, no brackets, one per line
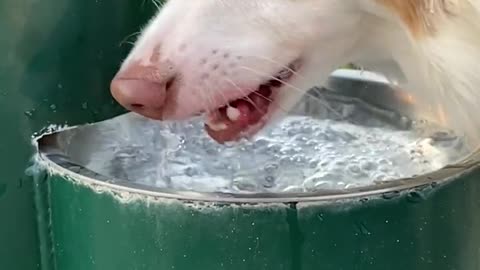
375,0,460,38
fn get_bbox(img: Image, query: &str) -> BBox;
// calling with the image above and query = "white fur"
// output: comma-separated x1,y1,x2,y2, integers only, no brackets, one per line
354,0,480,148
121,0,480,146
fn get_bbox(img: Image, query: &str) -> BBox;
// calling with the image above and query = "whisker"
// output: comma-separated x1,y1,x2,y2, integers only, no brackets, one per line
220,78,295,115
251,91,273,102
249,90,295,114
204,79,233,112
119,31,142,47
238,65,342,118
150,0,161,9
240,55,306,80
198,90,211,116
201,79,221,114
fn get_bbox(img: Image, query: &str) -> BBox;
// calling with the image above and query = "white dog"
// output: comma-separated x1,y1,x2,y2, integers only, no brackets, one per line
111,0,480,145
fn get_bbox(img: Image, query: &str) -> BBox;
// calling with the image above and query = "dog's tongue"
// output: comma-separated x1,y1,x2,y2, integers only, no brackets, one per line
205,88,271,143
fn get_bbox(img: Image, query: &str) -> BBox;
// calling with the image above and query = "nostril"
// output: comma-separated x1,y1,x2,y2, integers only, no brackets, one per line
165,76,176,91
130,103,145,109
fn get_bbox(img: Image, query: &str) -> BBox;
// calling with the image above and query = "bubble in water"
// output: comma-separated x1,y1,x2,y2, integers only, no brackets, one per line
305,140,318,146
308,159,319,168
360,161,377,171
266,144,282,154
373,173,388,182
254,139,269,147
184,167,198,177
291,154,306,163
279,156,293,166
314,180,335,190
232,176,260,192
264,163,279,173
263,176,276,188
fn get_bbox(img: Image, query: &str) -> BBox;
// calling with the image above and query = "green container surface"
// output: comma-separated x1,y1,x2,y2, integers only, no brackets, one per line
0,0,156,269
4,0,480,269
36,157,480,270
33,70,480,270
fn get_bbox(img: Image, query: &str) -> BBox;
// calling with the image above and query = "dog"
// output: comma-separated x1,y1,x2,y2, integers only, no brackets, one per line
111,0,480,146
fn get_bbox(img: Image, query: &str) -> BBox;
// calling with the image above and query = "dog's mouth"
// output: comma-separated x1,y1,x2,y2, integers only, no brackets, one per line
205,59,301,143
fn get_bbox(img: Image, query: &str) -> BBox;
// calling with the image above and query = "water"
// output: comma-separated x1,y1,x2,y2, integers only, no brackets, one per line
58,92,469,194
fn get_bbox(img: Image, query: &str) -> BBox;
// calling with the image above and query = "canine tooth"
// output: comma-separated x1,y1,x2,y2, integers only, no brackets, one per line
226,106,241,121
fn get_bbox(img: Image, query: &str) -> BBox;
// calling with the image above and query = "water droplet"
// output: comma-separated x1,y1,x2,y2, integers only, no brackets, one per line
407,190,426,203
356,222,372,236
24,109,35,118
382,191,400,200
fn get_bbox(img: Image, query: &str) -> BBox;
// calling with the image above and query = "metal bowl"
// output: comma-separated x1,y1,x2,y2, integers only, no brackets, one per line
36,69,479,203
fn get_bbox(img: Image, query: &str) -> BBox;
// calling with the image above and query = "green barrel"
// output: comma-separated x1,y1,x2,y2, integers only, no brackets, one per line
34,72,480,270
0,0,156,269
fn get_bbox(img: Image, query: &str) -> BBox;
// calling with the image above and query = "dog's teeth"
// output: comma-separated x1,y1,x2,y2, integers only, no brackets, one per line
226,106,241,121
206,121,228,131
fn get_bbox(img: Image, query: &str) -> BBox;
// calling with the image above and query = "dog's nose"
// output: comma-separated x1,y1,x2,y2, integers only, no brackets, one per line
110,64,175,119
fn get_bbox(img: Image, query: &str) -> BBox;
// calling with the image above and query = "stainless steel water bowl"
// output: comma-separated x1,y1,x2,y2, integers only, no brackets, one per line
37,69,480,203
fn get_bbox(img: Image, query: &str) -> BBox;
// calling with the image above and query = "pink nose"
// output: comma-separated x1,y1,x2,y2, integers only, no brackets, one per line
110,64,175,120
